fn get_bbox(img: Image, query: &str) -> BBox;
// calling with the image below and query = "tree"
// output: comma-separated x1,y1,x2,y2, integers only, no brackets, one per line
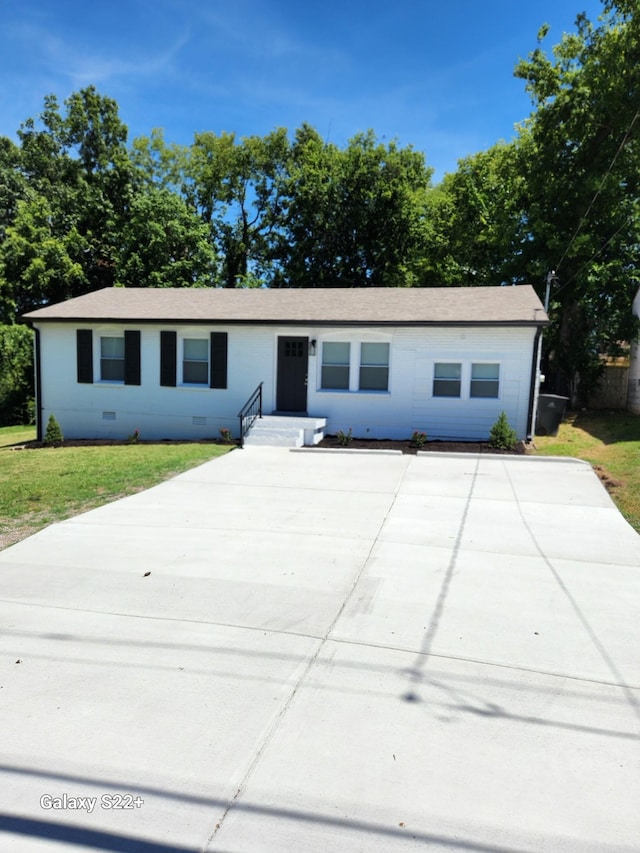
418,142,527,288
187,129,291,287
0,137,27,244
0,323,34,425
277,126,432,287
116,188,217,288
514,1,640,400
0,195,87,321
0,88,135,320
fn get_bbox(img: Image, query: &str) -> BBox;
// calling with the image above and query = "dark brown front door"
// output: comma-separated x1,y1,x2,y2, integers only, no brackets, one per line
276,336,308,412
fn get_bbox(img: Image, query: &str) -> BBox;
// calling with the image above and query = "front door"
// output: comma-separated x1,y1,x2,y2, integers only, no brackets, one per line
276,336,308,412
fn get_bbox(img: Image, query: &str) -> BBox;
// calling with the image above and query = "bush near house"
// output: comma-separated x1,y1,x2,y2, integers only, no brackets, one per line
488,411,518,450
43,415,64,447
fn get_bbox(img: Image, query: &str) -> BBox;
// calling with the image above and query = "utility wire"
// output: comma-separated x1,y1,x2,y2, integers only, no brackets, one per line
553,217,631,300
555,108,640,274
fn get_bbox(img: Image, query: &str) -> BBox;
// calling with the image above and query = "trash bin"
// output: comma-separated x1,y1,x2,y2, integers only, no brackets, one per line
536,394,569,436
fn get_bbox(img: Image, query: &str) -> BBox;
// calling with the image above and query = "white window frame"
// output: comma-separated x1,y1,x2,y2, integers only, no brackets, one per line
99,334,125,383
470,362,500,399
433,362,462,398
316,335,391,394
321,342,351,391
359,342,390,392
181,337,209,386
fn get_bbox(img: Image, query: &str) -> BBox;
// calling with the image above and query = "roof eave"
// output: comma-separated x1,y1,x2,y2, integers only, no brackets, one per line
25,316,549,327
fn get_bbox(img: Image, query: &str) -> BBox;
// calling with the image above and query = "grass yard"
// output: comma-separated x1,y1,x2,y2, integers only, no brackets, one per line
0,426,233,549
534,411,640,534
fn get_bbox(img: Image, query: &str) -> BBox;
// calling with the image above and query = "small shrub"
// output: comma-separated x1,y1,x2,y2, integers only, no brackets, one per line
411,430,427,447
127,428,141,444
219,427,233,444
488,411,518,450
44,414,64,447
336,427,353,447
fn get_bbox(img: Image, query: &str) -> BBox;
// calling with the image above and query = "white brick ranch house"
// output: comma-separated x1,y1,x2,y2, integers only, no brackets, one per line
24,286,548,445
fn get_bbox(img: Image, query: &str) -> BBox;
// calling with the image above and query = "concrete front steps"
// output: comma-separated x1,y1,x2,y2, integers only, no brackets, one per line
243,415,327,448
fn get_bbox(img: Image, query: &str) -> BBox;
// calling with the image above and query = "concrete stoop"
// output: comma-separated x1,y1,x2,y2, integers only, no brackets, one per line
243,415,327,447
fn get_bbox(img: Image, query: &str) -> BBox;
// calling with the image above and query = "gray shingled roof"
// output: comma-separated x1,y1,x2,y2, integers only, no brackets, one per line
23,286,548,326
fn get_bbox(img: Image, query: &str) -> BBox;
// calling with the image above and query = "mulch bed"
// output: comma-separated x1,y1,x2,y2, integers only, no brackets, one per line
316,436,528,455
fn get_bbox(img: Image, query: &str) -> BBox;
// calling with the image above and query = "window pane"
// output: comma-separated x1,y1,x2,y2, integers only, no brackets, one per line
100,336,124,381
471,363,499,380
101,337,124,358
433,379,461,397
434,362,461,380
183,338,208,384
359,342,389,391
361,342,389,366
184,339,208,360
101,360,125,381
321,342,350,389
321,365,349,389
323,342,350,365
470,380,499,398
184,361,209,384
470,363,499,398
360,366,389,390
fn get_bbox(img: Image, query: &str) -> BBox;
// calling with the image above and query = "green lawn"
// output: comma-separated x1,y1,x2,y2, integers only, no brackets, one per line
534,411,640,534
0,426,233,548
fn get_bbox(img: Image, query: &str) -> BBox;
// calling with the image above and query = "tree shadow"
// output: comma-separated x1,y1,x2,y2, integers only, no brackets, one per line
562,410,640,446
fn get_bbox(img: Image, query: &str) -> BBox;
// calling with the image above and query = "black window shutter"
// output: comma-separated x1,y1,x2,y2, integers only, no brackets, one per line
210,332,227,389
124,330,141,385
160,331,177,387
76,329,93,383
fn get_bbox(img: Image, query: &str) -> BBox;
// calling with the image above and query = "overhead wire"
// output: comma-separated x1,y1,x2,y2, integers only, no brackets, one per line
552,107,640,293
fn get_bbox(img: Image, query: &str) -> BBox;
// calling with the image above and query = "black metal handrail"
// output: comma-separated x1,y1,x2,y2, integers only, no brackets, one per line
237,382,263,448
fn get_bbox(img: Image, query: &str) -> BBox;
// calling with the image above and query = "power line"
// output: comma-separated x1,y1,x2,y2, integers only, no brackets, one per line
555,108,640,274
553,217,632,300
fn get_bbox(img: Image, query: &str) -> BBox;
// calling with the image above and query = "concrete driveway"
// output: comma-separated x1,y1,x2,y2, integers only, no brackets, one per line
1,448,639,852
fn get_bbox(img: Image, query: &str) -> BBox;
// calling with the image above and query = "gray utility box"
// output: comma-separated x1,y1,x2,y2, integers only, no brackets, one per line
536,394,569,436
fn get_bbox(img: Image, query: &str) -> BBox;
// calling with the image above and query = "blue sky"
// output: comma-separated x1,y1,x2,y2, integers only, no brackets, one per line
0,0,604,181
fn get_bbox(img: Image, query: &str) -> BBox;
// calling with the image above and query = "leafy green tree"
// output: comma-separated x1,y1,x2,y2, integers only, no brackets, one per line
514,1,640,400
277,126,432,287
418,142,527,288
187,129,291,287
116,188,217,288
0,323,34,425
0,137,28,243
0,195,87,321
130,128,190,193
1,88,133,318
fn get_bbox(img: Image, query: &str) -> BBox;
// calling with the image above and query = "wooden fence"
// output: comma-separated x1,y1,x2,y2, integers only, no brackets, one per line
588,363,630,410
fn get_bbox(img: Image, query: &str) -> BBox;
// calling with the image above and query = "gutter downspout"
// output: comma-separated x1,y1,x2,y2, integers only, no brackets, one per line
527,326,544,442
33,327,43,443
